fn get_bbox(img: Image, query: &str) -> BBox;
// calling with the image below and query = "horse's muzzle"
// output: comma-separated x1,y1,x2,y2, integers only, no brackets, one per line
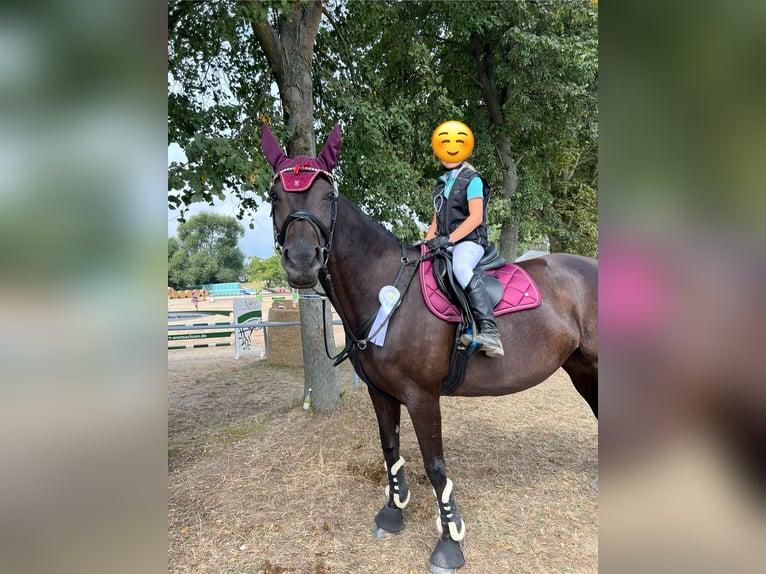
281,245,323,288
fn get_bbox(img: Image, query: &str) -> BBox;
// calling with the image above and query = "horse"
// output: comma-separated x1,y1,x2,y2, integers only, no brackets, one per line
261,124,598,573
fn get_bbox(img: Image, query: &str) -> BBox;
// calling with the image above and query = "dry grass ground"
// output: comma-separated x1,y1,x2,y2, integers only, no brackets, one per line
168,340,597,574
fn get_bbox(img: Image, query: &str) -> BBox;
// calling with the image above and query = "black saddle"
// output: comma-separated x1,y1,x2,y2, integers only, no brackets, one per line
431,243,506,314
427,243,507,395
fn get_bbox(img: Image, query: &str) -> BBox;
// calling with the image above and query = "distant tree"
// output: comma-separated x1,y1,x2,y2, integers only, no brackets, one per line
167,212,245,289
247,252,287,288
167,236,184,289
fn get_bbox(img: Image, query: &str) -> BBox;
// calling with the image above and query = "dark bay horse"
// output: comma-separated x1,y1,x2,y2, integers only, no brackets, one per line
262,125,597,573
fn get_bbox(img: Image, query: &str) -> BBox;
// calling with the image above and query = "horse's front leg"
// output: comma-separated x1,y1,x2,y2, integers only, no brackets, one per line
367,388,411,538
407,395,466,573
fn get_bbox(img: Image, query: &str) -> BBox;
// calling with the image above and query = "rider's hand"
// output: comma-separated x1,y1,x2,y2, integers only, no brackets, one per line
427,235,453,252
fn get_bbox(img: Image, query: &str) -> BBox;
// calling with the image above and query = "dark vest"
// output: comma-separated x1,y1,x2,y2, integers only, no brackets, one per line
431,166,491,247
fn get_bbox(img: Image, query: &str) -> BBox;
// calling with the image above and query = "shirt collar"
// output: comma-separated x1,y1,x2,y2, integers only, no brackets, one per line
439,162,465,183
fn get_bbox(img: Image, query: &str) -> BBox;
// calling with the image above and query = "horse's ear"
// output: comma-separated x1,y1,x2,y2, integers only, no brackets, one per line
315,123,342,171
261,123,287,170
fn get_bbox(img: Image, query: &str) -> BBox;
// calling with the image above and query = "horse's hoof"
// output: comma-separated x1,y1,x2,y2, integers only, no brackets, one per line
590,477,599,492
374,503,404,533
429,537,465,571
370,525,395,539
428,564,457,574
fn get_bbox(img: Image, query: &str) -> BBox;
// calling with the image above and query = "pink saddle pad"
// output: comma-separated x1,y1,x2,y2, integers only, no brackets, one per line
418,244,542,323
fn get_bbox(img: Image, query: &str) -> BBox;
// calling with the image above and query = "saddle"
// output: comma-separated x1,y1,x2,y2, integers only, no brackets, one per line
419,244,542,323
418,243,542,395
430,243,507,317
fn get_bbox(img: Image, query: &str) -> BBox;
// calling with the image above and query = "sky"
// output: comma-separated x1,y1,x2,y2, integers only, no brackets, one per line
167,144,277,259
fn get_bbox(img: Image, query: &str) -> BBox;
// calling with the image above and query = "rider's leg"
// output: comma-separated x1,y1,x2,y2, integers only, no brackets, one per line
462,274,504,357
453,243,504,358
452,241,484,290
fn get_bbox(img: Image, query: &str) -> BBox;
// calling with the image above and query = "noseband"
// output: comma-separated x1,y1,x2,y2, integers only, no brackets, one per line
271,167,339,266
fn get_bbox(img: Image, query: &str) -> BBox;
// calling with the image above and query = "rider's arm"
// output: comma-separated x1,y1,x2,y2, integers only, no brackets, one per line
425,213,438,240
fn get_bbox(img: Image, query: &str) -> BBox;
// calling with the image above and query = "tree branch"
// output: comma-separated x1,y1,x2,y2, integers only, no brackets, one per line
302,0,324,48
470,32,503,126
321,3,357,85
250,2,283,86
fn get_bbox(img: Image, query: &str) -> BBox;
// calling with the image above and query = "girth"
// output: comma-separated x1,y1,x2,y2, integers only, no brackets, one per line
429,243,507,395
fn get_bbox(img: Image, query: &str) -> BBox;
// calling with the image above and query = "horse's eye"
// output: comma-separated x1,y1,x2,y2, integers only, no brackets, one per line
269,191,279,202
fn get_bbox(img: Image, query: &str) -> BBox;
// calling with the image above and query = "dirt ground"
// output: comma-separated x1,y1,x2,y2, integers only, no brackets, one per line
168,297,598,573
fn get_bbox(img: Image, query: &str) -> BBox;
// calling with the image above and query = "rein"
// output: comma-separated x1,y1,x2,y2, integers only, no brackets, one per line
321,244,426,366
268,166,430,368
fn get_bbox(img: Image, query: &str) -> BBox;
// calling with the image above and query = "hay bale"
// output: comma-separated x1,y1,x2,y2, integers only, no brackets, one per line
265,299,303,367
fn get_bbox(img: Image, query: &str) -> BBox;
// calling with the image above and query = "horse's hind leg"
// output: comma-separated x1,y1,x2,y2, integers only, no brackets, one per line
407,396,466,572
563,350,599,491
563,349,598,418
368,389,411,538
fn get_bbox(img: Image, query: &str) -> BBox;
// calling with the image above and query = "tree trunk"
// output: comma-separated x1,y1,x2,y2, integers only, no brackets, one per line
500,219,519,263
548,233,564,254
298,291,342,412
496,133,520,262
253,1,341,410
278,13,320,153
469,33,520,262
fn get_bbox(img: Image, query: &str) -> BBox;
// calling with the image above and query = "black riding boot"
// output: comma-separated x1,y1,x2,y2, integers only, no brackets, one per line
462,274,504,358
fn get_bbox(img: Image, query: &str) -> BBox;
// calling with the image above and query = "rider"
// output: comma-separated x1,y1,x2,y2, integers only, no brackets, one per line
425,120,504,358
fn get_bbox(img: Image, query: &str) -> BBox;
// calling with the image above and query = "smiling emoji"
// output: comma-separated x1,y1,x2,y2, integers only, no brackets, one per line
431,120,474,163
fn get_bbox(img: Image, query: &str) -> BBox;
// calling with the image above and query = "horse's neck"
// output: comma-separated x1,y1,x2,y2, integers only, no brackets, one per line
321,198,405,331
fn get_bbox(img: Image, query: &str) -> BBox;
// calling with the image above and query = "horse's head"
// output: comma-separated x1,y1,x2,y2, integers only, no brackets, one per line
261,124,341,289
267,174,338,288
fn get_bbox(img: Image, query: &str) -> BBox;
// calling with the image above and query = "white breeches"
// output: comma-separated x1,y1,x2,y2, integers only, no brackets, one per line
451,241,485,289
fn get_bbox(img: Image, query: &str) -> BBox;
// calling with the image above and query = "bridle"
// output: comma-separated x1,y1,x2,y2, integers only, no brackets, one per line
270,167,339,267
269,166,364,362
267,166,427,399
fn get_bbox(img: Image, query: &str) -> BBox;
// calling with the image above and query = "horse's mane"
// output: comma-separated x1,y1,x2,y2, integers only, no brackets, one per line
337,193,418,254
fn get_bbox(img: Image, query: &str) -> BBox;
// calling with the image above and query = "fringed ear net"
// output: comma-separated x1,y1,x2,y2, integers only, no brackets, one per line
261,124,288,170
315,123,342,171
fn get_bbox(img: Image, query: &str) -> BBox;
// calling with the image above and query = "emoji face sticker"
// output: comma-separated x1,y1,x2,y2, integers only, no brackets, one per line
431,121,474,163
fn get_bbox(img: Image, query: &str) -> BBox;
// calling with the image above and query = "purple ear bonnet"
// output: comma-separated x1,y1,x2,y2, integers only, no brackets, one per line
261,124,341,191
260,123,342,172
314,123,341,171
260,123,289,171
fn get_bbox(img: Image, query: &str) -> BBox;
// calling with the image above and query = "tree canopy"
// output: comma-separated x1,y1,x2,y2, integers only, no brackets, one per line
168,212,245,289
168,0,597,259
247,252,287,288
